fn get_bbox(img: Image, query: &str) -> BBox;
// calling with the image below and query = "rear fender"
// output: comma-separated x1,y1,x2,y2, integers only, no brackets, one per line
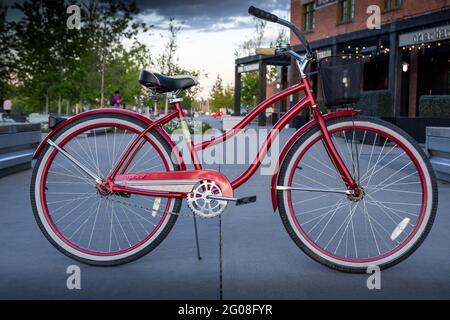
33,108,186,170
270,110,359,211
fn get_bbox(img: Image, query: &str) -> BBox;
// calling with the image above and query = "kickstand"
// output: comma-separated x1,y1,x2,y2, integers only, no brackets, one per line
193,215,202,260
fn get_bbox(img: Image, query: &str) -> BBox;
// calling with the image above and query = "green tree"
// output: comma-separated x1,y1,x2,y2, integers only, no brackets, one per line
235,21,289,108
7,0,150,113
0,4,16,99
234,18,268,109
241,71,259,107
210,75,234,112
234,18,267,59
10,0,81,112
81,0,148,107
155,19,202,112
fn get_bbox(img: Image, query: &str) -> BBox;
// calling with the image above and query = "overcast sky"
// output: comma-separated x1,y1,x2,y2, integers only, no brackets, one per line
4,0,291,98
134,0,291,98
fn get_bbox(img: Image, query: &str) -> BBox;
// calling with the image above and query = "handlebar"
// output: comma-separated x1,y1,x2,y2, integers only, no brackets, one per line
255,46,310,78
248,5,313,58
255,48,277,56
248,6,278,23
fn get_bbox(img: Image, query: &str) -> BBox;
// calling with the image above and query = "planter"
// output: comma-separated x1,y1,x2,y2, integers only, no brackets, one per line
0,122,41,177
396,117,450,143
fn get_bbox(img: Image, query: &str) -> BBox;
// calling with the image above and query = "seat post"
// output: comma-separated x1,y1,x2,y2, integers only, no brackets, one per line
170,93,202,170
168,94,203,262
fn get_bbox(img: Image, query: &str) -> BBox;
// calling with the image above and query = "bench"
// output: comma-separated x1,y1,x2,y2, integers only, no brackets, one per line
426,126,450,182
222,115,245,131
0,123,41,177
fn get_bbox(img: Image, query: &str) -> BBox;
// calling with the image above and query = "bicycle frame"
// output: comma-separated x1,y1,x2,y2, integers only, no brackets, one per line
105,77,358,198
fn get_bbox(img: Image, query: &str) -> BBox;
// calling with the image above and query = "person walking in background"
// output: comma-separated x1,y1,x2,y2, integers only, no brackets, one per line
3,99,12,114
108,90,121,108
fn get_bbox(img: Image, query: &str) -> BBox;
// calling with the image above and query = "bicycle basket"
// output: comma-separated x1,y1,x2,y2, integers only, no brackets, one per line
318,55,362,107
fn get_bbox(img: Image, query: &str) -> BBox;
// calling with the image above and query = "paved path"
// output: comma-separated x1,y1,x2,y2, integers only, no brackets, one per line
1,123,450,299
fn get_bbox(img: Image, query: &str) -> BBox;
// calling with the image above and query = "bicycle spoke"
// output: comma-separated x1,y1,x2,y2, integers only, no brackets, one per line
306,199,347,234
323,203,358,250
362,138,388,187
39,122,175,258
87,198,103,249
284,121,430,265
93,128,101,177
293,193,329,206
363,199,381,256
54,195,97,223
361,146,405,185
367,169,419,196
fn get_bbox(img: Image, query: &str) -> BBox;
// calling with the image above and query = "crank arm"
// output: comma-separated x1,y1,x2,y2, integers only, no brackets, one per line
206,195,237,201
47,139,102,184
206,195,257,206
276,186,352,195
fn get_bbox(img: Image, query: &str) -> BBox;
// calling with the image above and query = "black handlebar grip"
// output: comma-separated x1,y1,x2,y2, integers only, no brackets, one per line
248,6,278,23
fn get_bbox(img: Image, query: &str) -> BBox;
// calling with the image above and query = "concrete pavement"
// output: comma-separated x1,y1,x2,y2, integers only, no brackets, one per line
1,122,450,299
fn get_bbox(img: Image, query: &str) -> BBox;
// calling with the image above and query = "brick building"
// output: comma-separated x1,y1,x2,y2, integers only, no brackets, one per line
289,0,450,117
233,1,450,139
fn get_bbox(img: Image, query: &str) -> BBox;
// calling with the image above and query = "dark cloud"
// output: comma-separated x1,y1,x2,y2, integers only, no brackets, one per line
136,0,289,30
2,0,289,31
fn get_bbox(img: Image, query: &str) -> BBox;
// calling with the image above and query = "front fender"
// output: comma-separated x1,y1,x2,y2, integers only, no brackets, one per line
33,108,186,170
270,110,359,211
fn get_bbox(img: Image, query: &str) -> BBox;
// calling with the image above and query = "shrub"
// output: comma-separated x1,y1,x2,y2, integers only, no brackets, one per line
41,121,51,133
163,119,212,134
353,90,393,117
316,100,329,114
419,95,450,118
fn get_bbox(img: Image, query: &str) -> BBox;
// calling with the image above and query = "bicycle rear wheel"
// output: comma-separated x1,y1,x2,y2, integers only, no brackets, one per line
277,116,438,273
31,113,181,265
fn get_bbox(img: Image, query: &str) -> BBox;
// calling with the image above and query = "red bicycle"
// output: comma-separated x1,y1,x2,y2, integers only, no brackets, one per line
31,7,437,273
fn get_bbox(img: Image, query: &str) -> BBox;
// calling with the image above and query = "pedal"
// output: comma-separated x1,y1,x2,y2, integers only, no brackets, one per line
236,196,257,206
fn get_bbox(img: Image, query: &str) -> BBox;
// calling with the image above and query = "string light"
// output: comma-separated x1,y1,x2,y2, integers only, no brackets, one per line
399,41,447,52
340,40,445,59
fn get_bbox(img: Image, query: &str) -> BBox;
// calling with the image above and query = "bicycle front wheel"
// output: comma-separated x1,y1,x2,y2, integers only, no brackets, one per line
31,113,181,265
277,116,438,273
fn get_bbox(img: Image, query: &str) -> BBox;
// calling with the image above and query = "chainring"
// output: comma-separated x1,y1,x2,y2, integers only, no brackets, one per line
187,180,228,218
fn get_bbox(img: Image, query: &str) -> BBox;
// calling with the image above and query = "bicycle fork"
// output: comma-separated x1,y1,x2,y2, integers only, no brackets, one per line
311,105,358,192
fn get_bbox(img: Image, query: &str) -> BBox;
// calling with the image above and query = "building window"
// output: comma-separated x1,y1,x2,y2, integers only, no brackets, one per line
302,2,315,32
363,60,389,91
338,0,355,24
383,0,402,11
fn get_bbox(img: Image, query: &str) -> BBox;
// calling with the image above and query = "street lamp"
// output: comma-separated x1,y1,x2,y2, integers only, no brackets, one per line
402,62,410,73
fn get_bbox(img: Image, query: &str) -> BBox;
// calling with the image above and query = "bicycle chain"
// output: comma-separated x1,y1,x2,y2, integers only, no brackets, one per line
107,194,209,219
